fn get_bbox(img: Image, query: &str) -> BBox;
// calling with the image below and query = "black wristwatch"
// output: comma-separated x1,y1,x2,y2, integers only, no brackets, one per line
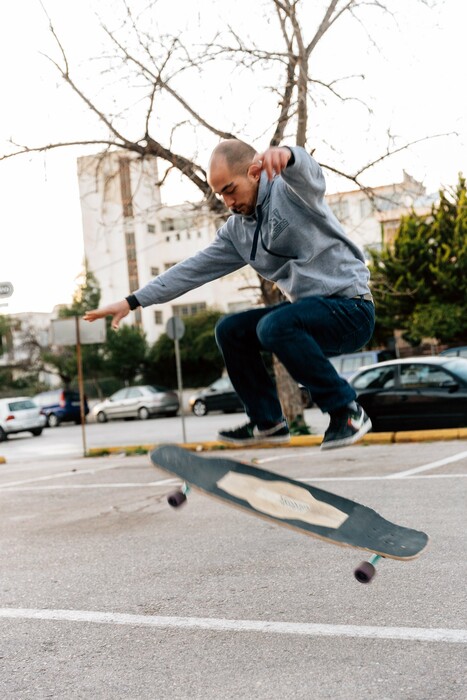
125,294,140,311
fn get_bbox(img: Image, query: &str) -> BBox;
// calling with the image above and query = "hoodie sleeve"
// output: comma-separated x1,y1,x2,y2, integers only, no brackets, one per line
133,221,246,307
280,146,327,215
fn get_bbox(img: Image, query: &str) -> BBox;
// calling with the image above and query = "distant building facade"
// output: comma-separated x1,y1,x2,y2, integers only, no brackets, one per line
326,171,436,255
0,311,60,387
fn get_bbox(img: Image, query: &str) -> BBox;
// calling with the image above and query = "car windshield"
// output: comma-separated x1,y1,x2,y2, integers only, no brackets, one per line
146,386,168,393
8,400,36,410
443,359,467,382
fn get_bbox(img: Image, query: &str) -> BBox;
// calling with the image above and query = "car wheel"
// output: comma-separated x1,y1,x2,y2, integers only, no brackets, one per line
47,413,60,428
0,427,7,442
192,400,208,416
138,407,150,420
31,428,43,437
96,411,108,424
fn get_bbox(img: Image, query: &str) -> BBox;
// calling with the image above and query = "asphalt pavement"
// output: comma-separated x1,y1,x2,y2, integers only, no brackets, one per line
0,439,466,698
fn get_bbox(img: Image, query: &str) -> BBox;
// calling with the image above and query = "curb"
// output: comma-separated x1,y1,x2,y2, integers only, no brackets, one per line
2,428,465,464
85,427,467,457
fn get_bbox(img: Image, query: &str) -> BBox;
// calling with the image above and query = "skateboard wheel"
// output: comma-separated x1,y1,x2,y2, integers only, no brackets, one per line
167,490,187,508
354,561,376,584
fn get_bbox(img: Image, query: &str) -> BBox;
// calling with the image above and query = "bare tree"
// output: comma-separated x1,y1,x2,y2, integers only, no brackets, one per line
1,0,445,429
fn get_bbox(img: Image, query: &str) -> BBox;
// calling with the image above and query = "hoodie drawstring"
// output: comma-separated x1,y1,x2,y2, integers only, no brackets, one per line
249,204,298,262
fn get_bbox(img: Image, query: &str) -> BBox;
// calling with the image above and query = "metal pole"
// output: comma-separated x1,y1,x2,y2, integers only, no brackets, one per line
75,316,87,457
174,337,187,443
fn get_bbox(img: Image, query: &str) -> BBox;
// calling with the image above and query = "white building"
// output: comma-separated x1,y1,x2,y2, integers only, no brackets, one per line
326,171,435,254
0,310,60,386
77,151,260,344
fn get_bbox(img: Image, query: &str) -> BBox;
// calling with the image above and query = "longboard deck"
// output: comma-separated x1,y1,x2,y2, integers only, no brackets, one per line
150,445,429,561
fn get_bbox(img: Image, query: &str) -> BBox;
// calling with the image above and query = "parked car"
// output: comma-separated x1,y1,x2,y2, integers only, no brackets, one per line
349,357,467,432
91,385,179,423
0,397,46,441
440,346,467,359
329,349,395,379
189,376,313,416
189,377,243,416
33,389,89,427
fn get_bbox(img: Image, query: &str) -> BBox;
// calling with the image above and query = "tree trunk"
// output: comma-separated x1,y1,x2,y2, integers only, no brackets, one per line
259,278,310,434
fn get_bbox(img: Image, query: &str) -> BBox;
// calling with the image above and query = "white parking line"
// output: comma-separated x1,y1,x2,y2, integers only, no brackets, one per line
1,473,466,493
0,462,122,488
0,479,178,492
0,608,465,644
386,450,467,478
258,449,467,480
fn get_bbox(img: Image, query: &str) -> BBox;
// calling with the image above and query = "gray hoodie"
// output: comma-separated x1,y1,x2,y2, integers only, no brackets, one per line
133,146,371,307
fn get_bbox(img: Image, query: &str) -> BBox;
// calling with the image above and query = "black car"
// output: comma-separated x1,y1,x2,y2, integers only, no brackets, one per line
33,389,90,427
349,357,467,432
189,377,243,416
189,376,313,416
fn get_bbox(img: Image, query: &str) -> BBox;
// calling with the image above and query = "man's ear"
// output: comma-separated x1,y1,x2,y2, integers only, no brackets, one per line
248,160,262,181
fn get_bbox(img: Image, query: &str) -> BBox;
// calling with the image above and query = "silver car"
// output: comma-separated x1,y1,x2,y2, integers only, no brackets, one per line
91,385,179,423
0,396,46,441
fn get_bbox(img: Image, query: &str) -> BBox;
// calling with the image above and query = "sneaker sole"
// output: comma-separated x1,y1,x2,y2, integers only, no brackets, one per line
218,434,291,447
320,417,372,451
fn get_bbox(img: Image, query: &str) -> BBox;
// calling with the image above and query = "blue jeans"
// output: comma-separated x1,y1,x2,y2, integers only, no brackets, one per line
215,296,375,425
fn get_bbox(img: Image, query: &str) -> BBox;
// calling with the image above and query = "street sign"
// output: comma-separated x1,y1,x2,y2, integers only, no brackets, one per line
0,282,14,299
166,316,185,341
50,318,106,345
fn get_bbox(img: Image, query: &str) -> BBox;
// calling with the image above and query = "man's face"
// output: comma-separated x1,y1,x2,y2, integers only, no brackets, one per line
208,158,260,216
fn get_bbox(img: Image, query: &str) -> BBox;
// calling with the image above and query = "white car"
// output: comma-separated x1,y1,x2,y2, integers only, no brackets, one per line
91,385,180,423
0,396,46,441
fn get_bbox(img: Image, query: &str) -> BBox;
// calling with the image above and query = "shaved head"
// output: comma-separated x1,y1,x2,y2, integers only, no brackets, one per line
207,139,261,216
208,139,257,177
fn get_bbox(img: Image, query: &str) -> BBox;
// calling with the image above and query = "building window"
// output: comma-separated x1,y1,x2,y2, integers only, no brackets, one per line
330,200,350,221
147,224,156,234
150,266,160,277
154,310,163,325
172,302,207,318
164,262,177,271
161,219,175,232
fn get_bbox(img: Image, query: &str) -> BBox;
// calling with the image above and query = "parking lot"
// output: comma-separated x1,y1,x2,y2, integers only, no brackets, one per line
1,438,466,698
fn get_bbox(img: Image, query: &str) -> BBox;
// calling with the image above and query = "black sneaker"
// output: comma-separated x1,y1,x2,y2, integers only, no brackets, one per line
321,404,372,450
218,420,290,446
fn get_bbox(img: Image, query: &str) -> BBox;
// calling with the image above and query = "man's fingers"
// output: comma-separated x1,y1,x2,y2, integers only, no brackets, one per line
255,148,289,180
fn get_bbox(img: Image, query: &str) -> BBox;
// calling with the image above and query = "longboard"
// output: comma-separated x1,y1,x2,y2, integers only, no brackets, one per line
149,445,429,583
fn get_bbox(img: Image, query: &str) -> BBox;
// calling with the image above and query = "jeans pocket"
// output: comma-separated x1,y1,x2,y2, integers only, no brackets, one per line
330,301,375,355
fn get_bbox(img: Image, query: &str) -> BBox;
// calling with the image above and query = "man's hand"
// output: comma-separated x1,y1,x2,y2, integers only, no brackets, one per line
83,300,130,330
254,146,292,181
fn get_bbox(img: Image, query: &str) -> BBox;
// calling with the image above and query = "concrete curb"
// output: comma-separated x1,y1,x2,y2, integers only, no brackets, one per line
2,428,465,464
84,427,467,457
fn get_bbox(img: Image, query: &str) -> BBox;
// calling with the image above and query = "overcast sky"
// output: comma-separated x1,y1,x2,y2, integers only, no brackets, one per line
1,0,465,315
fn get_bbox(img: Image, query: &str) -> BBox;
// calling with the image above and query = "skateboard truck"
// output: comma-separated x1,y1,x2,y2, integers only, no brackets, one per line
354,554,382,584
167,482,190,508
